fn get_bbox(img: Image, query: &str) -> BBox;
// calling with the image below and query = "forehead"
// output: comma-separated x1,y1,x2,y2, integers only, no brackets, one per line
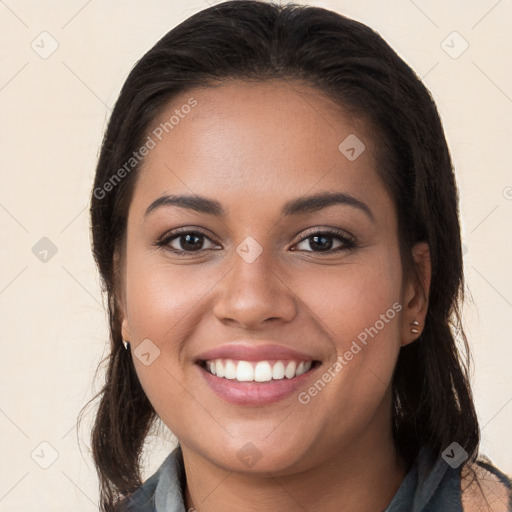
129,79,391,220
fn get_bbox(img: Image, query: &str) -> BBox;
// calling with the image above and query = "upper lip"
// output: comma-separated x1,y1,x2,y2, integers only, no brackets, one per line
194,341,321,363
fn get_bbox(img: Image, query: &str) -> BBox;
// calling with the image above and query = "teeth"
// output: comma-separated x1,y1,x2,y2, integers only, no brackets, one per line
272,361,285,380
254,361,272,382
285,361,297,379
215,360,225,378
236,361,254,382
224,360,237,379
204,359,313,382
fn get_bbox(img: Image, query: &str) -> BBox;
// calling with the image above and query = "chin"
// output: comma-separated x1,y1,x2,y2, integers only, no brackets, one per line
200,437,311,475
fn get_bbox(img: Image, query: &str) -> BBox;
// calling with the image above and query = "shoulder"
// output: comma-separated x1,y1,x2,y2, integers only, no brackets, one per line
116,445,186,512
116,476,158,512
460,458,512,512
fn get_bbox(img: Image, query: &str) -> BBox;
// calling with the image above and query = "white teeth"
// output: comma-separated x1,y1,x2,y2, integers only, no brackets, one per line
204,359,314,382
284,361,297,379
224,360,237,379
236,361,254,381
254,361,273,382
272,361,285,380
215,360,225,378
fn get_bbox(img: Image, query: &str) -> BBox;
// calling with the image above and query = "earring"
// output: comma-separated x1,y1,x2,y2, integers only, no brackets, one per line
411,320,420,334
122,338,130,350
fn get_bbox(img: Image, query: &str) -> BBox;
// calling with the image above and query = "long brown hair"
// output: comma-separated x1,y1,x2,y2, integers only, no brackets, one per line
81,1,480,510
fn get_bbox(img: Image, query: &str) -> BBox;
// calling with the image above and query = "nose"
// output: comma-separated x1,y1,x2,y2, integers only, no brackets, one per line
212,245,298,329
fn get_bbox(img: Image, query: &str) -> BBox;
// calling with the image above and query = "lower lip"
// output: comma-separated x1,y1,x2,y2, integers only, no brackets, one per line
196,363,321,406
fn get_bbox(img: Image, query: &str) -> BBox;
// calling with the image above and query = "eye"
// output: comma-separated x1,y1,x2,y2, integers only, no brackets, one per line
292,228,356,253
156,229,219,254
155,227,356,256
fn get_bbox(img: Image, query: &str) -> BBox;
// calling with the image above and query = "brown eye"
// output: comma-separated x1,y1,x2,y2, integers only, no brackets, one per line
157,230,219,254
293,229,356,254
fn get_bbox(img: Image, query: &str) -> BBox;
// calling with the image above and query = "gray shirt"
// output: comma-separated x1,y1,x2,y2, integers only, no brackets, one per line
120,444,512,511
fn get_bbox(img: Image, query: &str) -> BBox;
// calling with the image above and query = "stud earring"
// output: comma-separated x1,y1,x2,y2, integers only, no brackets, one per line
411,320,420,334
122,338,130,350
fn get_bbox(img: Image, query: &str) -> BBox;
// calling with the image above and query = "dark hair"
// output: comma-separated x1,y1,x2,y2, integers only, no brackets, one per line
83,1,480,510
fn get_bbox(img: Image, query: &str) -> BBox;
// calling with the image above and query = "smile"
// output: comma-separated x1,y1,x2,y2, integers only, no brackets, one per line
201,358,317,382
196,359,322,406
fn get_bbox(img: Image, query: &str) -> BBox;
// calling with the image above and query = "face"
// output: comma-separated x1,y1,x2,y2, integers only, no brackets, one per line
119,80,426,475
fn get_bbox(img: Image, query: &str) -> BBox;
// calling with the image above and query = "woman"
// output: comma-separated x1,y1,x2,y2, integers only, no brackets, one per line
84,1,512,510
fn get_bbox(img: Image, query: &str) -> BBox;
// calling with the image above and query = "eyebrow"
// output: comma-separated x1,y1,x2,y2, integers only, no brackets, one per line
144,191,375,222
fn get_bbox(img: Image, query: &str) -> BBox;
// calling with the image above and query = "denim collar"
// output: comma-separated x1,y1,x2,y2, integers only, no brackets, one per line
384,445,462,512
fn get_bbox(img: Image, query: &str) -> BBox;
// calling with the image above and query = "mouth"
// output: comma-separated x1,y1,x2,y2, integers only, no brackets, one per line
195,357,323,406
197,358,322,383
192,340,324,405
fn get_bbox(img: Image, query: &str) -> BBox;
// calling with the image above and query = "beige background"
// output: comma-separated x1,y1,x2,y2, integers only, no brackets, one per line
1,0,511,509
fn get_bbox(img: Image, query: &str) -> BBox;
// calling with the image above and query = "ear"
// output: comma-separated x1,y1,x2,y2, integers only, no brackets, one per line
113,248,132,342
401,242,431,347
121,313,131,343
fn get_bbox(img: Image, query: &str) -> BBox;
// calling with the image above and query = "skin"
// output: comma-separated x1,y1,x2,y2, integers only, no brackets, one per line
119,79,431,512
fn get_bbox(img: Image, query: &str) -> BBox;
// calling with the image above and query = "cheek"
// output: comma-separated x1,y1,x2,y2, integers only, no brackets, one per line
298,251,402,336
296,259,402,424
294,249,403,394
124,251,218,340
122,247,211,401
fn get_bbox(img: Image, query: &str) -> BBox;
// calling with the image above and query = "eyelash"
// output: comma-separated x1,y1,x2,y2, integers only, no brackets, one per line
155,227,357,256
